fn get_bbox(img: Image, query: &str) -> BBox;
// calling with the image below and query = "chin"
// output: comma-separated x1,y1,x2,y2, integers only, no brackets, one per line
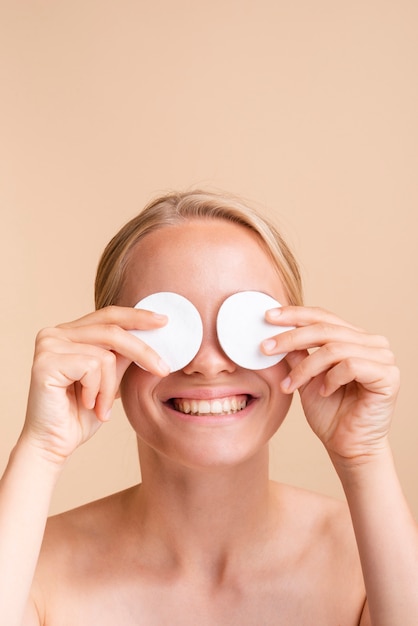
136,430,272,474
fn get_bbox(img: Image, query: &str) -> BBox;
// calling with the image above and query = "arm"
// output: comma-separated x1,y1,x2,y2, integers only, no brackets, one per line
0,306,168,626
263,306,418,625
336,447,418,625
0,438,61,626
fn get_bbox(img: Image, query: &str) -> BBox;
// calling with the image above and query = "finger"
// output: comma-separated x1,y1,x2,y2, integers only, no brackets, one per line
45,351,116,420
43,352,104,414
279,350,310,393
262,322,391,357
43,325,170,377
280,343,396,394
58,305,168,331
86,349,120,421
282,349,310,371
265,305,364,332
78,356,107,414
320,358,400,398
37,346,125,423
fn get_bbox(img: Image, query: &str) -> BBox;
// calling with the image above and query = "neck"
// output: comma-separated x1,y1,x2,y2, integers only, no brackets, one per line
130,443,274,577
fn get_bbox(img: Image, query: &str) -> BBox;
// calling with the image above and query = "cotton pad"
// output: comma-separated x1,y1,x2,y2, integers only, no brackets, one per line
216,291,293,370
130,292,203,372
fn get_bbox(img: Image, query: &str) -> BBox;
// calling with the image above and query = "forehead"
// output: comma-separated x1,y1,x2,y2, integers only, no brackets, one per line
119,219,288,308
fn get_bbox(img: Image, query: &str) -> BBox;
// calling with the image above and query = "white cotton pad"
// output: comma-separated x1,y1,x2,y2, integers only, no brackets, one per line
130,292,203,372
216,291,293,370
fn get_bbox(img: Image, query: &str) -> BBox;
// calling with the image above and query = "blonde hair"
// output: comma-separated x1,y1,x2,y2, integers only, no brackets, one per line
95,190,303,309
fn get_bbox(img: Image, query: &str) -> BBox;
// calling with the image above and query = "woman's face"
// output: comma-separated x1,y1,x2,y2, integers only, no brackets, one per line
119,219,293,470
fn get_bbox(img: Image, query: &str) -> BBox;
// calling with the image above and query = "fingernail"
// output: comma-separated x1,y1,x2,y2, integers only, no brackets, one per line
158,359,171,376
267,308,282,319
281,376,292,392
262,338,276,353
153,313,168,321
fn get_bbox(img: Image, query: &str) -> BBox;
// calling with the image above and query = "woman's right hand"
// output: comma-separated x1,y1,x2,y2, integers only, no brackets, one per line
21,306,169,465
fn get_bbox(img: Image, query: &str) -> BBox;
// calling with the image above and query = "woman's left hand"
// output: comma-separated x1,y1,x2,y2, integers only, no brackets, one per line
262,306,401,465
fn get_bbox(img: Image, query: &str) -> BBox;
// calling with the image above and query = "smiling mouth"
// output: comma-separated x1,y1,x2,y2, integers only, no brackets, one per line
170,395,250,416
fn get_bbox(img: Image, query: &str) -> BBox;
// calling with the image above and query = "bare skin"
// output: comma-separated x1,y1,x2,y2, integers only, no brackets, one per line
1,219,416,625
30,483,366,626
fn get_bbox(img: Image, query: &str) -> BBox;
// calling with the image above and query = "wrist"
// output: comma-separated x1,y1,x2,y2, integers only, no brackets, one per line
13,431,68,477
329,441,393,485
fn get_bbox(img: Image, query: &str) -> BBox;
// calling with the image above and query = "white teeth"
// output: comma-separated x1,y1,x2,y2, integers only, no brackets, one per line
173,396,248,416
212,400,223,414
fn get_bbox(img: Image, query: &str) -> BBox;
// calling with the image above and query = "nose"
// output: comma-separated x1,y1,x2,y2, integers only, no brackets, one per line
182,325,237,377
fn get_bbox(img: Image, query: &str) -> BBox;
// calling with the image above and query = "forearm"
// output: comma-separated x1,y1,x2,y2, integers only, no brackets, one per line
0,436,63,626
333,446,418,626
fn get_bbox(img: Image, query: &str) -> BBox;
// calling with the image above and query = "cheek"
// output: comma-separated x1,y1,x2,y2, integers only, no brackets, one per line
119,365,157,428
261,358,290,388
261,361,293,427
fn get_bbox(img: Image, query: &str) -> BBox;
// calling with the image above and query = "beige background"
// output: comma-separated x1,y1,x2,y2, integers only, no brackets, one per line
0,0,417,517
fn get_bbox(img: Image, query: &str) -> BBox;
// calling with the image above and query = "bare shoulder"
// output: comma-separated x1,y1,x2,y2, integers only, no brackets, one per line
40,485,137,561
267,481,366,620
271,480,357,541
269,481,365,603
31,486,138,619
29,482,366,625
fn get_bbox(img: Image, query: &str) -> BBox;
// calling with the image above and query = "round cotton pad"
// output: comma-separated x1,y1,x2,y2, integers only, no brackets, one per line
130,292,203,372
216,291,293,370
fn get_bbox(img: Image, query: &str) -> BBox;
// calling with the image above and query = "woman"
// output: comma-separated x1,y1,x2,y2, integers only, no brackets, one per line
1,190,417,625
